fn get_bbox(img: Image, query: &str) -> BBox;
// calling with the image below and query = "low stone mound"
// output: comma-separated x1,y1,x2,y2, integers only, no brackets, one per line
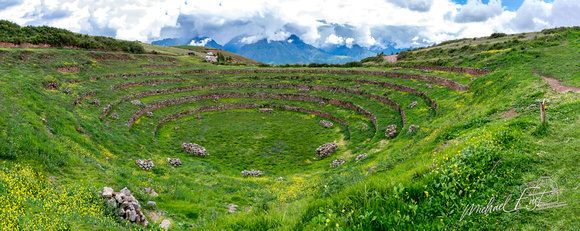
146,112,153,117
241,169,262,177
362,124,368,130
166,158,181,167
182,143,208,157
92,99,101,106
101,187,149,227
330,158,346,168
111,112,119,120
355,153,368,162
172,126,179,130
45,82,60,90
135,159,154,171
131,100,142,106
316,143,338,158
319,120,333,128
408,125,419,133
259,108,274,113
385,124,397,139
318,101,326,107
57,66,81,73
407,101,418,109
426,84,433,89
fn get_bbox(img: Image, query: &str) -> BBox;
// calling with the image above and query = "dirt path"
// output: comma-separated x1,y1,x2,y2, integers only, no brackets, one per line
535,73,580,93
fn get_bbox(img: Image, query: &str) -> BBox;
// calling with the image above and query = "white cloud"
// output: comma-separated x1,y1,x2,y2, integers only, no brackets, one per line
189,37,212,46
0,0,579,50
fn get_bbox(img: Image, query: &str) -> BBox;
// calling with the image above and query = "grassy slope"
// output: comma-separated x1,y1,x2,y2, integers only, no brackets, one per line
0,28,578,230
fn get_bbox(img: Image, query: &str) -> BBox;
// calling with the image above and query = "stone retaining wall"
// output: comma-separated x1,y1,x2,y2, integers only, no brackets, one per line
128,92,378,134
141,65,181,69
395,65,490,76
103,83,405,127
181,69,470,91
110,79,187,90
154,103,353,136
90,72,170,81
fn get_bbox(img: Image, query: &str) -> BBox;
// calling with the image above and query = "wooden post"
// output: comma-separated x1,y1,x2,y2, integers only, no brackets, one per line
540,99,546,124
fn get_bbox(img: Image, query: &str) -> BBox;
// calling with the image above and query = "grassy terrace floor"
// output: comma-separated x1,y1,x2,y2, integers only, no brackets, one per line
1,27,580,230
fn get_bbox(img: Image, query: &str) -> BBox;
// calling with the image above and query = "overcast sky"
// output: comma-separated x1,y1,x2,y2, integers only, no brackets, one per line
1,0,579,49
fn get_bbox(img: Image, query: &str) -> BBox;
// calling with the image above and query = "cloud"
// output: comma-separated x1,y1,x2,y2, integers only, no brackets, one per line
507,0,553,32
549,0,580,27
387,0,434,12
0,0,22,11
454,0,503,23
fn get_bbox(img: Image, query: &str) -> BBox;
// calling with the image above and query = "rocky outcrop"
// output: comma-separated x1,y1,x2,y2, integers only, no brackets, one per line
316,143,338,158
319,120,333,128
135,159,154,171
101,187,149,227
241,169,263,177
385,124,397,139
408,125,419,134
355,153,368,162
182,143,208,157
167,158,181,167
330,159,346,167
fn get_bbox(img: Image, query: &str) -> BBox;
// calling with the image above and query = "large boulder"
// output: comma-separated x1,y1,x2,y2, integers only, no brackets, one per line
385,124,397,139
319,120,333,129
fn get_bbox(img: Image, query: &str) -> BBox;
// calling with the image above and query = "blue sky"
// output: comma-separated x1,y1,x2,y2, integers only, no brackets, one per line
0,0,578,49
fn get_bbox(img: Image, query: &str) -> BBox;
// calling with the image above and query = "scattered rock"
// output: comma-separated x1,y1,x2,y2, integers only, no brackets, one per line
62,88,72,94
275,177,283,181
259,108,274,113
470,77,476,81
182,143,208,157
384,91,391,95
408,125,419,134
174,74,180,77
166,158,182,167
318,101,326,107
355,153,368,162
101,187,149,227
385,124,397,139
214,97,219,103
298,88,310,93
92,99,101,106
172,126,179,130
146,201,156,207
393,67,400,70
422,70,431,73
135,159,154,171
330,159,346,168
316,143,338,158
241,169,263,177
426,84,433,89
367,166,376,175
407,101,418,109
354,84,361,88
146,112,153,118
160,219,171,230
319,120,333,128
111,112,119,120
362,124,368,130
150,189,158,197
227,203,238,213
196,115,202,119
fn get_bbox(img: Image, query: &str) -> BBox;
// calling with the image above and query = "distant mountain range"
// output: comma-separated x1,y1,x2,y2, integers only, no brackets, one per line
152,35,404,65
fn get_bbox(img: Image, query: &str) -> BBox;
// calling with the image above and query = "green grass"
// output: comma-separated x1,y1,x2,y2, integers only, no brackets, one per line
0,27,579,230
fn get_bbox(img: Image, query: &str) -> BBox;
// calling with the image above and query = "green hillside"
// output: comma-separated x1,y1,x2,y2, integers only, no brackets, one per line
0,25,579,230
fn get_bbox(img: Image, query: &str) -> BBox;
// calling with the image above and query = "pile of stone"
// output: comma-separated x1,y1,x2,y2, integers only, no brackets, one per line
385,124,397,139
362,124,368,130
426,84,433,89
241,169,262,177
167,158,182,167
408,125,419,134
182,143,208,157
422,70,431,73
355,153,368,162
275,177,284,181
172,126,179,130
354,85,361,88
318,101,326,107
111,112,119,120
135,159,154,171
46,82,60,90
319,120,333,128
298,88,310,93
62,88,72,94
316,143,338,158
330,158,346,168
101,187,149,227
146,112,153,117
259,108,274,113
131,100,142,106
92,99,101,106
407,101,418,109
214,97,219,102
